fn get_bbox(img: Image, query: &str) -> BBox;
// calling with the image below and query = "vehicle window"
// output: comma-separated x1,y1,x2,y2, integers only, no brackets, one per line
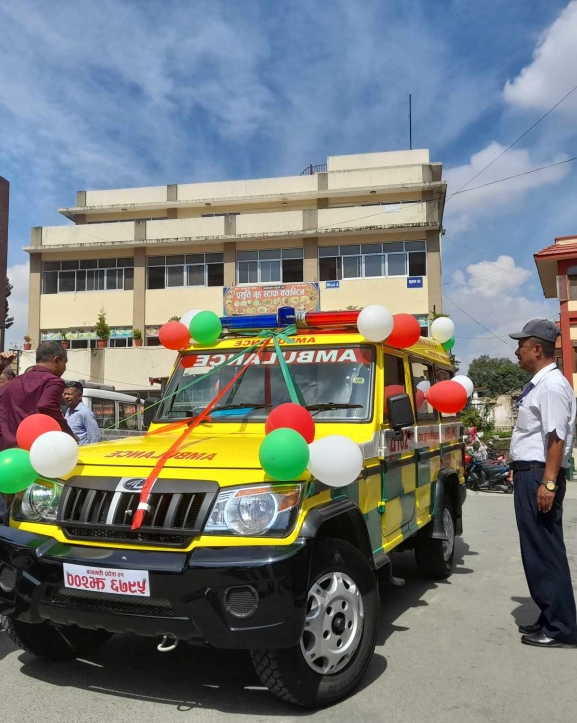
91,398,116,429
384,353,406,423
158,345,375,423
411,360,437,423
434,366,460,421
119,402,139,431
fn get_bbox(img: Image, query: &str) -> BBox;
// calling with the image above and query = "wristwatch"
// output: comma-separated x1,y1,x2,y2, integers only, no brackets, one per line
542,480,558,492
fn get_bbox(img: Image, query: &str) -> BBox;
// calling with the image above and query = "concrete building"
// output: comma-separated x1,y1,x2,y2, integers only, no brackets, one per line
0,176,8,351
535,234,577,392
25,149,446,391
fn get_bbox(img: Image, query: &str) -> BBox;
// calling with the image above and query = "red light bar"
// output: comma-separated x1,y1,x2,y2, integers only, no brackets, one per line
295,310,360,329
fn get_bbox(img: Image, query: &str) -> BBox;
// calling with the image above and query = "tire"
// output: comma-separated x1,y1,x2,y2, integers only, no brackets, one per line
1,617,112,661
414,494,455,580
251,537,379,708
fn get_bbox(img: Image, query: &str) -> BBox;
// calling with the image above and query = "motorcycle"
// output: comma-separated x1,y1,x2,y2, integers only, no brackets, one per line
466,456,513,493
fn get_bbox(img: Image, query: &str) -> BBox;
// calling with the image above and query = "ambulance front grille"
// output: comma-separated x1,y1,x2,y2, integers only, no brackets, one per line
57,478,218,548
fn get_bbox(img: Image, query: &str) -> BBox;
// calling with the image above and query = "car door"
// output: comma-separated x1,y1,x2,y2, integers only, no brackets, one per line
380,351,417,549
410,358,440,528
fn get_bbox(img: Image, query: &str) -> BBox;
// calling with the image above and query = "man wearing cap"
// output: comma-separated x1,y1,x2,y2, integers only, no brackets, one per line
509,319,577,648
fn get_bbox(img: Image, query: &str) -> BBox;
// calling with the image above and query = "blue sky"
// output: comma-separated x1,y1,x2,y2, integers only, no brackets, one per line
1,0,576,368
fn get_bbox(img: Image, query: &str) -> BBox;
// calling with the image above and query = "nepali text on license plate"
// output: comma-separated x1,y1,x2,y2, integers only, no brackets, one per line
63,563,150,597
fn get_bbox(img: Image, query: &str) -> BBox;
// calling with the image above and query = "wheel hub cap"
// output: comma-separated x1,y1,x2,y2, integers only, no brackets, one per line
300,572,364,675
442,508,455,561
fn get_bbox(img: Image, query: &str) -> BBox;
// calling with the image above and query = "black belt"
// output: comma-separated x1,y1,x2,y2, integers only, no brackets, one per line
510,461,546,471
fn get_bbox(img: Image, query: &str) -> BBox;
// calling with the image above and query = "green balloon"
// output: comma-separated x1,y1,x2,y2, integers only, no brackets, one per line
0,448,38,494
190,311,223,345
442,337,455,352
259,428,310,481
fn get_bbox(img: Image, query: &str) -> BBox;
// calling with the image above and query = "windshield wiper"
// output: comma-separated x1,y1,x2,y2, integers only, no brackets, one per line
305,403,363,413
210,403,268,411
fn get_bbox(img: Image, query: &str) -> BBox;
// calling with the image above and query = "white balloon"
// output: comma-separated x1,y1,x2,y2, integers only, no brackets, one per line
180,309,201,330
431,317,455,344
308,436,364,488
416,380,431,393
30,431,79,479
357,305,394,342
452,375,474,398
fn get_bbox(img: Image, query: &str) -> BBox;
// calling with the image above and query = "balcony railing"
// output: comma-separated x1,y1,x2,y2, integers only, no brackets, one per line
300,164,328,176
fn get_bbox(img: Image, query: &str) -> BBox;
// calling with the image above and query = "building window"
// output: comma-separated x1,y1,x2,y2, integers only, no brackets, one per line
237,248,304,284
567,265,577,301
42,258,134,295
319,241,426,281
146,253,224,289
42,328,133,348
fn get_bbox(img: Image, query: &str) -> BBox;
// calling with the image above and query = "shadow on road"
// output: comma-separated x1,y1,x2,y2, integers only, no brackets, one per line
511,596,540,627
2,537,477,714
377,537,478,645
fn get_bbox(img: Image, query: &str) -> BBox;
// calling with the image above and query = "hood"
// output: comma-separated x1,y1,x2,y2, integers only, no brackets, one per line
78,433,263,470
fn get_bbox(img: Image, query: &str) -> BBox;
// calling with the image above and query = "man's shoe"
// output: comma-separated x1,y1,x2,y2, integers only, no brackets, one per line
518,622,542,635
521,631,577,648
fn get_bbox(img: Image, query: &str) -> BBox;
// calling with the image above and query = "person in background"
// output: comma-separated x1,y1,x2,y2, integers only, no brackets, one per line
62,381,102,445
0,365,16,391
0,342,75,520
509,319,577,648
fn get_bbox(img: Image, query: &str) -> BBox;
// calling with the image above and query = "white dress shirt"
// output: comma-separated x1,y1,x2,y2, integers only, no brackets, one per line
510,363,576,467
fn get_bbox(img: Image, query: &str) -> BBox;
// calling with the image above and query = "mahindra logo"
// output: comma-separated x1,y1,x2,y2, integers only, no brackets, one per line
122,478,146,491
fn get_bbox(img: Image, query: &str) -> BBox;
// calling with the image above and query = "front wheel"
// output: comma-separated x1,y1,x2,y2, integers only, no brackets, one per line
414,494,455,579
1,617,112,661
251,537,379,708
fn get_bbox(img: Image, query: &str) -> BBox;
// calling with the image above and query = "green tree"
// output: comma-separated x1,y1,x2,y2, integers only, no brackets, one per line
2,277,14,330
461,404,494,436
468,355,528,397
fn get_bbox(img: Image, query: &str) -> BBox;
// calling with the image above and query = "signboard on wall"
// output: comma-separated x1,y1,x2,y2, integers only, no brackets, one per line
407,276,423,289
223,282,320,316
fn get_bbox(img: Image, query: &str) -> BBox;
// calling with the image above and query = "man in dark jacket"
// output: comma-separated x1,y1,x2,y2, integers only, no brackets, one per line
0,342,75,519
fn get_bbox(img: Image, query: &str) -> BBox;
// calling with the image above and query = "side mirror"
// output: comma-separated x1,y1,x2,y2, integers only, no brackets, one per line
143,397,159,429
388,393,415,431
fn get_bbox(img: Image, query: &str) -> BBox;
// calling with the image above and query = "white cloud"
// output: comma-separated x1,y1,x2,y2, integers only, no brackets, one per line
449,255,530,299
444,142,570,232
503,1,577,113
5,262,30,350
444,256,557,370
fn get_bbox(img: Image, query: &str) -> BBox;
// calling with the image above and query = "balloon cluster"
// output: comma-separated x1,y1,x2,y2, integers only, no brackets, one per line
259,403,363,488
159,309,223,350
422,375,474,414
356,305,458,353
0,414,80,494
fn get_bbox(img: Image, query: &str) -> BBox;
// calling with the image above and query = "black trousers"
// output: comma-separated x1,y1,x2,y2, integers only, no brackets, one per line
514,467,577,641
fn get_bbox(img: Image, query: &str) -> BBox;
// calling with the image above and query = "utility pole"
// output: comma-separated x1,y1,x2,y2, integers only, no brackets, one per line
409,94,412,150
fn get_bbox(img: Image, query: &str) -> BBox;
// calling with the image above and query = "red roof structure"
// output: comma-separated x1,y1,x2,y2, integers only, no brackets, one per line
534,236,577,298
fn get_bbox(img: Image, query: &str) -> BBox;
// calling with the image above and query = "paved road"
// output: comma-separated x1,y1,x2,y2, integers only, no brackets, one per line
2,489,577,723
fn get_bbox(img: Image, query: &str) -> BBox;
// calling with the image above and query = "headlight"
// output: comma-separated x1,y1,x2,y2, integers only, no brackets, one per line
205,484,302,537
20,482,63,522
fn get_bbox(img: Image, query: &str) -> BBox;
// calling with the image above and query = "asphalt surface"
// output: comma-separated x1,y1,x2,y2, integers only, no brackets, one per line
2,488,577,723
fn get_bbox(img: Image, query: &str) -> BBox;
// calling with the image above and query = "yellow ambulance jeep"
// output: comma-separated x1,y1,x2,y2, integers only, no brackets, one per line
0,311,466,708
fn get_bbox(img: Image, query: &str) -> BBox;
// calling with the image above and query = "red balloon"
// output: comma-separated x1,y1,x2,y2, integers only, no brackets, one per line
427,380,468,414
386,314,421,349
265,403,315,444
17,414,61,451
159,322,190,351
384,384,405,413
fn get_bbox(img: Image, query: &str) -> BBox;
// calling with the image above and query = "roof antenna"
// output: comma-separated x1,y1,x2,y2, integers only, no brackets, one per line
409,94,412,150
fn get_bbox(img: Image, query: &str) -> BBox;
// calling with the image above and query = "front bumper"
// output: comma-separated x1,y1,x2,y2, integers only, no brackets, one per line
0,525,312,649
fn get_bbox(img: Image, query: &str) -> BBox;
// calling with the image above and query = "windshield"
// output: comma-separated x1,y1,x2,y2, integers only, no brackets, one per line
156,345,375,422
